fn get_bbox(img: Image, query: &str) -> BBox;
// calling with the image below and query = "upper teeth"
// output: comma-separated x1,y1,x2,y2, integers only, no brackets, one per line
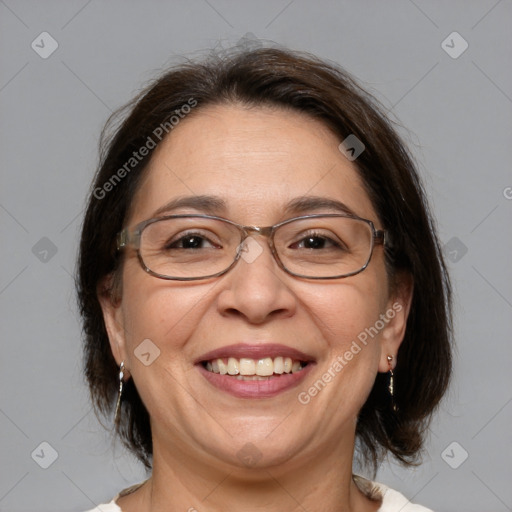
205,357,305,376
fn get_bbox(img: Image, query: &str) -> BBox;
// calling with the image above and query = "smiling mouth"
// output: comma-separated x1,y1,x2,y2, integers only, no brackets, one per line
202,356,308,380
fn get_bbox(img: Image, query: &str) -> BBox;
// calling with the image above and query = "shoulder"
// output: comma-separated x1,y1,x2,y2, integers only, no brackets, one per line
80,501,120,512
80,479,148,512
353,475,435,512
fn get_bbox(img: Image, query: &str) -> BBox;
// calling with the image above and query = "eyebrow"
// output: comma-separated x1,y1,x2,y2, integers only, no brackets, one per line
283,196,355,216
151,195,228,217
150,194,356,218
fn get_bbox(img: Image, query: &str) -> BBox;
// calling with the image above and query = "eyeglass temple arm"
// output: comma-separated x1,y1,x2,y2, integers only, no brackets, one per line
376,230,394,253
117,229,129,250
375,229,387,246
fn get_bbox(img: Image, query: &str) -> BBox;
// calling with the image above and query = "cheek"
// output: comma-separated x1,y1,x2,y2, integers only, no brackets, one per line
303,271,388,378
310,278,386,343
118,268,218,424
119,262,213,364
293,275,388,427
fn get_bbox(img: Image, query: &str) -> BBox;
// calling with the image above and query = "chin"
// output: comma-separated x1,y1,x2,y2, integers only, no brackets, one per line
203,426,309,472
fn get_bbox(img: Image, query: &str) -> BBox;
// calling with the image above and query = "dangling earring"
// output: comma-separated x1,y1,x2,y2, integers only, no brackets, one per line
114,361,125,427
387,355,397,412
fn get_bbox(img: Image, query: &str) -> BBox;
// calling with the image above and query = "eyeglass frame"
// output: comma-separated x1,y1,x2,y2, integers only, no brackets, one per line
116,213,387,281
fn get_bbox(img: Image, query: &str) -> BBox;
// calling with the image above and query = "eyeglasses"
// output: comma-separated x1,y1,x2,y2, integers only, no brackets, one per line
117,214,386,281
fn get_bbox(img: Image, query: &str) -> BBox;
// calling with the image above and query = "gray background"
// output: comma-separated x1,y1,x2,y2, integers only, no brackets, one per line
1,1,511,511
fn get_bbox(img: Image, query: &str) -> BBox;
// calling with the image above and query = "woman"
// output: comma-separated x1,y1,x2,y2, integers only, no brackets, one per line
78,47,452,511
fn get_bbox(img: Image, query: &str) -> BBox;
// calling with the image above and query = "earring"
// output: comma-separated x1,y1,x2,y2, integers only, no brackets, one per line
387,355,397,412
114,361,125,426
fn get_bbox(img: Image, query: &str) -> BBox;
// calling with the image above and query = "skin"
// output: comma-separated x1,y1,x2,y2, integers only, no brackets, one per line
99,104,413,512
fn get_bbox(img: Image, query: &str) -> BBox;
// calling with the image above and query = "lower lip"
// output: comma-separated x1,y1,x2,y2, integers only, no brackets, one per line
197,363,314,399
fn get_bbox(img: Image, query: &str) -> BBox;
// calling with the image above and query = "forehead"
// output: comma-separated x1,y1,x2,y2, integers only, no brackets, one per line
128,104,378,225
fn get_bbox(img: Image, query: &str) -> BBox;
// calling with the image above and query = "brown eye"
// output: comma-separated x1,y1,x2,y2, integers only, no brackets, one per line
164,232,221,250
290,231,347,251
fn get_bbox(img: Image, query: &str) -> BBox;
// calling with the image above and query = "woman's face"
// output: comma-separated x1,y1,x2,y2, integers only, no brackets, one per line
102,104,410,472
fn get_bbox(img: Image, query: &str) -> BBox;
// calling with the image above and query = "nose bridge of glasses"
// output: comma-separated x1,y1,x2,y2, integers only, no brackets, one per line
242,225,274,238
236,225,278,263
239,225,276,252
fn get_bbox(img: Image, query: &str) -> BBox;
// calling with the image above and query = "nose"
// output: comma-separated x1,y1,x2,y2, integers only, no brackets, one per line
216,235,297,324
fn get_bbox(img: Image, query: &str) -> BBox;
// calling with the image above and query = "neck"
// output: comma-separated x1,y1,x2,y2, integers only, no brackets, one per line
117,428,379,512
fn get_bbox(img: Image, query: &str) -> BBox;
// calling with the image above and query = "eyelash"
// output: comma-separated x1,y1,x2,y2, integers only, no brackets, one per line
163,230,346,251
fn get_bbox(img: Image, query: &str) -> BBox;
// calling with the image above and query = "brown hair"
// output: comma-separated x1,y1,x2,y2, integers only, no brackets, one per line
77,47,452,472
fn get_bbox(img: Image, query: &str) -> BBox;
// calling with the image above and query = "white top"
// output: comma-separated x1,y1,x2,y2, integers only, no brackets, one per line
82,475,434,511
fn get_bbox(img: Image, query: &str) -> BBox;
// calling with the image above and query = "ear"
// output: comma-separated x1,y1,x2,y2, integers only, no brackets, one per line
378,272,414,373
97,272,131,380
